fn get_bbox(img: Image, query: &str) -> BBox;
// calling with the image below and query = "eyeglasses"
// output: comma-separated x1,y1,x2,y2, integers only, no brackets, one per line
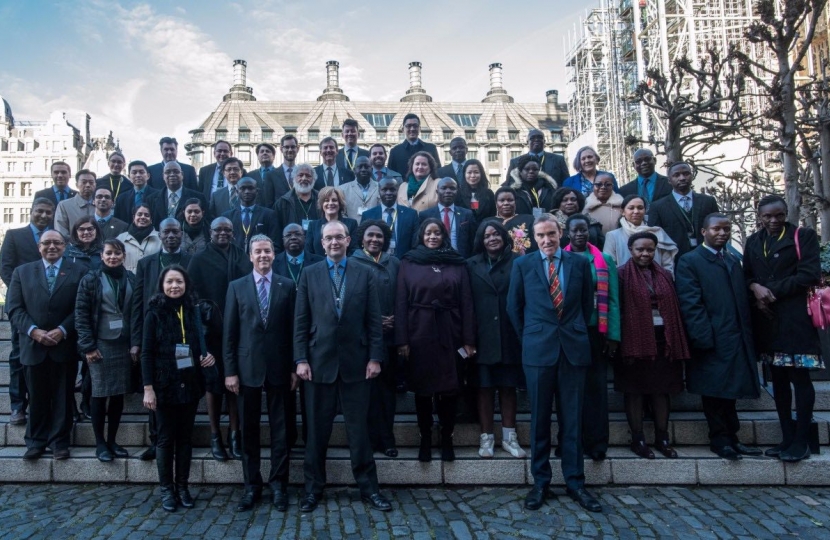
40,240,65,246
224,167,242,173
322,235,347,242
77,226,96,233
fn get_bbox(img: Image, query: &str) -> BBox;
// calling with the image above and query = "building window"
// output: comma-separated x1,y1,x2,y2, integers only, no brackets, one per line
487,131,498,141
238,151,251,165
262,130,273,141
549,130,563,143
442,130,454,141
449,114,481,127
7,162,15,172
192,132,203,142
489,174,500,187
376,130,386,141
3,208,13,223
445,151,452,163
22,182,32,197
465,130,476,142
421,131,431,141
4,182,14,196
488,151,500,163
510,151,522,160
508,131,519,141
20,208,30,223
308,148,320,164
23,161,32,171
361,113,395,128
331,129,342,142
308,130,319,141
238,131,250,142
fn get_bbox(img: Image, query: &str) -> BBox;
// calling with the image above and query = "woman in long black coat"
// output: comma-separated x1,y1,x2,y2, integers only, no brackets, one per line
395,218,476,463
744,195,823,462
466,220,525,460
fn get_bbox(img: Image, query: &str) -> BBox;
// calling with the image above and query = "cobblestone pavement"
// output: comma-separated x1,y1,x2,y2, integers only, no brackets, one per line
1,484,829,539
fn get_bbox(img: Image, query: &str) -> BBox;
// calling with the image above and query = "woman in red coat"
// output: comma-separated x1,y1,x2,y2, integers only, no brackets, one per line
396,218,476,463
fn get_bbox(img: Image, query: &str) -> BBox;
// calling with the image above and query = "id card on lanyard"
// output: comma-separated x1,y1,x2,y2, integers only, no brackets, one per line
175,305,193,369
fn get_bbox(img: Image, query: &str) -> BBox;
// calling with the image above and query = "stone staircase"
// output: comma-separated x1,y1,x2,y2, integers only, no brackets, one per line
1,320,829,486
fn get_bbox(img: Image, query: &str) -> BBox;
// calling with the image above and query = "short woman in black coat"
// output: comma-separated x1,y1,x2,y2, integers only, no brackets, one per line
466,220,526,459
744,195,823,462
141,265,216,512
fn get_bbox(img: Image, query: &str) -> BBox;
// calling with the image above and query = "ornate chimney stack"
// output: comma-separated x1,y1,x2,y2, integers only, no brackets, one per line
223,59,256,102
401,61,432,102
546,89,559,104
318,60,349,101
482,62,513,103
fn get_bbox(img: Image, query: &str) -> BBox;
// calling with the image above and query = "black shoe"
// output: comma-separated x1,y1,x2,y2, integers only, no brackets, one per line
236,490,260,512
732,443,762,456
272,489,289,512
711,445,742,461
177,485,194,508
160,486,177,512
588,451,606,462
228,431,243,460
524,486,548,510
418,438,431,463
53,448,70,460
22,447,44,460
9,409,27,426
108,443,129,458
567,488,602,512
780,443,811,463
139,446,156,461
554,446,562,458
362,493,392,512
96,445,114,463
384,448,399,458
210,434,229,462
300,493,320,513
764,443,789,457
441,437,455,462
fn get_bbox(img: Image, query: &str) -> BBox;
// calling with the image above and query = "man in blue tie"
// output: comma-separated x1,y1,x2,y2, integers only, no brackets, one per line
197,140,233,200
336,119,370,184
114,161,157,223
618,148,672,207
34,162,77,211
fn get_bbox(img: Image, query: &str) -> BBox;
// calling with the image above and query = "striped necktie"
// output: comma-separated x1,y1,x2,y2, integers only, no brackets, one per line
257,277,269,324
548,256,563,318
46,264,57,293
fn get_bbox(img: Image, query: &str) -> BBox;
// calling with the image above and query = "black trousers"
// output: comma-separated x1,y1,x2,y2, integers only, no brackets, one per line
24,356,74,451
286,384,307,448
304,377,378,497
368,346,398,451
238,383,290,491
525,355,587,492
156,400,198,484
8,324,28,413
582,327,609,454
701,396,740,449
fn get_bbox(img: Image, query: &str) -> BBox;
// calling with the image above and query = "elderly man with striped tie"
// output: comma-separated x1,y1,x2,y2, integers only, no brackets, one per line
506,213,602,513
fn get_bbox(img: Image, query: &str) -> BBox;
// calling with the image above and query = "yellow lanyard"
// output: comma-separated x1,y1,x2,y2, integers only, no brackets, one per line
530,188,540,207
364,249,381,263
110,177,122,200
763,227,786,257
344,148,357,170
177,305,187,344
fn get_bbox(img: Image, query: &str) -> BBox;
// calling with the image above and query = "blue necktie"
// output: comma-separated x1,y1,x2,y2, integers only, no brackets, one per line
46,265,57,292
257,277,269,324
242,208,251,229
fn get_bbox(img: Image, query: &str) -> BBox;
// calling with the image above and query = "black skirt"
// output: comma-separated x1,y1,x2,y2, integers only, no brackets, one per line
614,327,684,395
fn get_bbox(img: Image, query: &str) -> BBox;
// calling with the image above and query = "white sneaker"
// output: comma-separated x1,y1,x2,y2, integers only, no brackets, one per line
502,431,527,458
478,433,495,458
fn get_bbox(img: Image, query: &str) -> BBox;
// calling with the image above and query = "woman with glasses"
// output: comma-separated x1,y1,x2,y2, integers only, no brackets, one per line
585,173,625,235
64,216,103,270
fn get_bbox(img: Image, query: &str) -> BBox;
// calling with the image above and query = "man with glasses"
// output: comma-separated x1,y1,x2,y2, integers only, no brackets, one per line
114,161,158,223
388,114,441,178
198,140,234,200
6,230,87,461
619,148,672,206
262,135,300,208
1,198,56,427
92,187,129,240
147,136,198,191
145,161,207,228
54,169,98,236
506,129,570,185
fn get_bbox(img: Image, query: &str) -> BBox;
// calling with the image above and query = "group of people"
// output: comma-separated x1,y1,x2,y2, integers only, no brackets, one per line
0,115,824,515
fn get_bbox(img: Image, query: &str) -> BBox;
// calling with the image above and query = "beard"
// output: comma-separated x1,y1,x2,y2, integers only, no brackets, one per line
295,182,313,195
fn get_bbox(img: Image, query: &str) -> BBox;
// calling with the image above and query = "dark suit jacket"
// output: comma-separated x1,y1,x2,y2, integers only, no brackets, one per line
361,204,419,258
506,250,594,367
313,164,352,190
209,186,240,218
98,217,130,240
436,162,465,182
198,163,224,201
96,175,132,201
130,252,193,347
144,187,208,228
261,167,294,209
336,147,370,184
293,259,384,383
647,192,719,256
1,226,42,286
274,190,319,250
34,186,77,209
223,273,296,387
618,174,673,205
418,205,477,258
507,152,570,185
6,259,86,365
222,206,280,251
114,186,159,223
147,161,198,191
388,140,442,178
272,252,325,287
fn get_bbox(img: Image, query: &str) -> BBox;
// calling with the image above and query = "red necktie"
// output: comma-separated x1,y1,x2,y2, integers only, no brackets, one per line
443,207,452,233
548,257,563,318
376,170,383,181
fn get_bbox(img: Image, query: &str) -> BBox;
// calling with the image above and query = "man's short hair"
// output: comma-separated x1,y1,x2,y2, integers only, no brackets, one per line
321,219,348,237
702,212,730,229
75,169,97,181
222,157,244,171
402,113,420,125
249,234,274,251
369,143,387,155
31,197,55,210
128,160,148,173
51,161,71,173
159,136,178,147
533,213,561,232
214,139,232,150
256,143,276,154
294,163,315,178
280,134,298,147
319,136,338,149
342,118,359,130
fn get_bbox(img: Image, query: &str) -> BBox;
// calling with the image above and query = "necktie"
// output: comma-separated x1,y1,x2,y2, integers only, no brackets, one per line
385,207,394,226
641,178,650,201
242,207,251,229
717,250,725,261
332,264,344,316
286,167,293,187
681,196,691,212
46,264,57,292
230,186,239,208
327,167,334,187
168,192,179,217
134,190,142,207
216,166,224,189
348,149,355,165
548,256,564,318
376,170,383,182
57,190,65,202
455,163,463,180
98,218,107,227
257,277,269,324
443,207,452,233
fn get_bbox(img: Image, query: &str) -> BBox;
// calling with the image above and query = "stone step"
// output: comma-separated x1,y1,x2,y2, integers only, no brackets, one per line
3,411,829,448
0,445,827,486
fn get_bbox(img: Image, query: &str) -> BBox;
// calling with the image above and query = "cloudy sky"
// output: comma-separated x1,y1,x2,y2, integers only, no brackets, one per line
1,0,591,164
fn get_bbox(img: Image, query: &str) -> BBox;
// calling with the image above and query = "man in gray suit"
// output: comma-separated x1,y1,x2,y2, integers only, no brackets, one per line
54,170,97,237
209,157,245,218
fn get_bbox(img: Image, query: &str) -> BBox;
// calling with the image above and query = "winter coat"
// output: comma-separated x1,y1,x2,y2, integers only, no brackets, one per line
503,168,559,215
75,268,136,354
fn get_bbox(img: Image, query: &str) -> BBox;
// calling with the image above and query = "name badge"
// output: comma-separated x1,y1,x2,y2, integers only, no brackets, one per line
109,319,123,330
652,309,664,326
532,208,544,218
389,239,396,255
175,344,193,370
689,238,698,247
302,219,310,231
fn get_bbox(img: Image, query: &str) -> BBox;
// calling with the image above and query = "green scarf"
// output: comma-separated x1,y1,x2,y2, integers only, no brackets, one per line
406,174,424,200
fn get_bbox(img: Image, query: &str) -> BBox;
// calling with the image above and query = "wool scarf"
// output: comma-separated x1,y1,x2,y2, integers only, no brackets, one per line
565,242,609,334
406,175,425,200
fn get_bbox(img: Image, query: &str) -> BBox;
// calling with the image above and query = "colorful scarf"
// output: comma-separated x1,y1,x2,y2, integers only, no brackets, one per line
565,242,609,334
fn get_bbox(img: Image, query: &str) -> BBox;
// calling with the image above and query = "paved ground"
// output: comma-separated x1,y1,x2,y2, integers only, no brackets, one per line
1,484,829,539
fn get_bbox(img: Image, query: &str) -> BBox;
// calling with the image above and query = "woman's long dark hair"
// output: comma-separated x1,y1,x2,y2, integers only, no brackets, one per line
70,215,103,248
416,217,451,249
149,264,197,310
472,219,513,255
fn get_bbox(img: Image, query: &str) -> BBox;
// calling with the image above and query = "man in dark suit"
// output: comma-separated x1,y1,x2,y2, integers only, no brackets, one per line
336,118,370,184
506,129,570,185
33,162,77,208
647,162,720,257
314,137,351,189
274,164,319,250
6,230,86,460
222,178,279,252
261,135,299,208
209,158,245,218
388,113,441,176
0,198,56,426
147,136,198,191
418,178,476,258
435,137,468,182
246,143,276,188
96,152,132,202
361,177,418,258
294,220,391,513
131,218,193,461
144,161,207,228
197,140,233,201
506,214,601,513
114,161,158,223
92,187,129,240
369,144,403,184
618,148,672,208
224,234,297,512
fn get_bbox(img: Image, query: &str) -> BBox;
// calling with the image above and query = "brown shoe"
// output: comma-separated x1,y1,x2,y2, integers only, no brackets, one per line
53,448,70,460
9,410,26,426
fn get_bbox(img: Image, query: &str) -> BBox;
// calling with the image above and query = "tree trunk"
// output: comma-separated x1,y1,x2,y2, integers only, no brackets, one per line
820,114,830,241
779,64,801,224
